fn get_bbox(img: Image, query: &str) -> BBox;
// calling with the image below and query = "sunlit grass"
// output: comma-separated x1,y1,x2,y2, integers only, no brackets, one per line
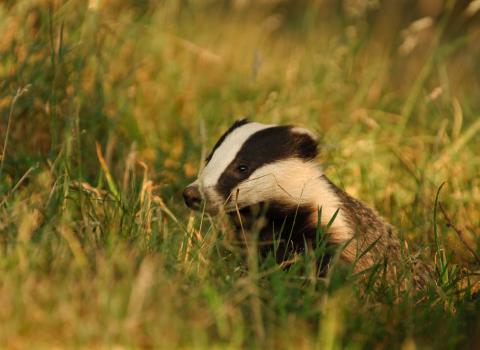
0,1,479,348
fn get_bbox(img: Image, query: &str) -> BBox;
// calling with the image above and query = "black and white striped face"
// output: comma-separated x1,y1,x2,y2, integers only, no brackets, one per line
183,119,319,214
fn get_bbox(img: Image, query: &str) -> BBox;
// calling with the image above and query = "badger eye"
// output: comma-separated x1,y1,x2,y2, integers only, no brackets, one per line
236,164,248,173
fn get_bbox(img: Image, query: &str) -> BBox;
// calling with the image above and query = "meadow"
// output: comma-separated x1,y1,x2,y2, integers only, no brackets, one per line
0,0,479,348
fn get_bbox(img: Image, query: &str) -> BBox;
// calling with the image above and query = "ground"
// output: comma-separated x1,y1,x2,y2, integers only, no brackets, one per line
0,1,479,349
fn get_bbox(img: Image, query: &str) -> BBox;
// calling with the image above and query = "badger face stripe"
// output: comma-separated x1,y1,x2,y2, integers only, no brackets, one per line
205,118,251,163
200,122,275,191
215,125,319,201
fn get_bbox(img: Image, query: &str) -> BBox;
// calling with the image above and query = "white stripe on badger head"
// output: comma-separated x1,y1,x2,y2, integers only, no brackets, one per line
200,122,274,189
225,158,352,240
226,158,323,207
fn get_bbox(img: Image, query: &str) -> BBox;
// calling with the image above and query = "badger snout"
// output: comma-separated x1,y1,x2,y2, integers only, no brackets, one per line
183,184,202,210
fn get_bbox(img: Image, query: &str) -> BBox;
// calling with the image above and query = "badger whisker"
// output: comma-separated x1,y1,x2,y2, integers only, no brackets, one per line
244,172,306,202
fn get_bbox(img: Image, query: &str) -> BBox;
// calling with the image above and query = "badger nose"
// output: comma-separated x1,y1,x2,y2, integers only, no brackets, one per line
183,185,202,209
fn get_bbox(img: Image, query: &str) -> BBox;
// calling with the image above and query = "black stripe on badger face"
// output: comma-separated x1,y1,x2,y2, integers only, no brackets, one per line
205,118,251,164
216,125,318,201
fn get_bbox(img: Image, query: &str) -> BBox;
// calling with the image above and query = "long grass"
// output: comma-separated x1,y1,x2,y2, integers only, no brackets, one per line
1,1,479,348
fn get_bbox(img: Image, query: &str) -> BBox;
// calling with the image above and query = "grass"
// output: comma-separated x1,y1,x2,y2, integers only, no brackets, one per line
1,0,480,348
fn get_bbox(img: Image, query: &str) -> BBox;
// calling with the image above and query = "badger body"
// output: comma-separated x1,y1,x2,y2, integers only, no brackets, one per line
183,120,427,284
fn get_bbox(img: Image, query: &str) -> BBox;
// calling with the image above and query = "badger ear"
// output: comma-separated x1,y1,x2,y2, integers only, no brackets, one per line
290,126,319,160
290,127,318,142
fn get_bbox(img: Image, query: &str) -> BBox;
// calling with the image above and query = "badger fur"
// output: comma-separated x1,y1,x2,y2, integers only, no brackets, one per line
183,119,429,287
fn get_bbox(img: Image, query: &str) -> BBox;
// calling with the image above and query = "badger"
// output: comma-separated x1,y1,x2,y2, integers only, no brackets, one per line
183,119,429,287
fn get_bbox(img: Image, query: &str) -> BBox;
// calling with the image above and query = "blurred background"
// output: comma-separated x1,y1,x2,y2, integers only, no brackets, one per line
1,0,480,168
0,0,480,348
1,0,479,251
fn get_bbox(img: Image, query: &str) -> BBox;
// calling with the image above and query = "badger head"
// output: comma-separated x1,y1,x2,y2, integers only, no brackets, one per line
183,119,322,215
